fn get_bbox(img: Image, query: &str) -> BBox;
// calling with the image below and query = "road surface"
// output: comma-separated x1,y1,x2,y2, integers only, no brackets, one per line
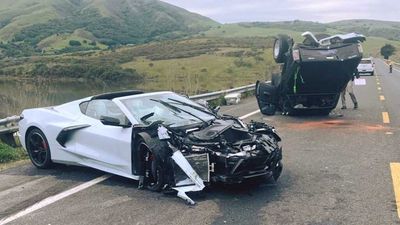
1,58,399,225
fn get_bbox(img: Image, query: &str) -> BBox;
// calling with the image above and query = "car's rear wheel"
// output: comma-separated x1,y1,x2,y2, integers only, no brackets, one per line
26,128,52,169
139,141,165,192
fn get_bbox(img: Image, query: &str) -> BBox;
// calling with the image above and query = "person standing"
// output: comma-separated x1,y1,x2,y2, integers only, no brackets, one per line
341,69,359,109
389,61,393,73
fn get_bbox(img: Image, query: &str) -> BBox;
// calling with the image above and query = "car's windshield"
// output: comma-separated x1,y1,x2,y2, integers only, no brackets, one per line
121,93,215,127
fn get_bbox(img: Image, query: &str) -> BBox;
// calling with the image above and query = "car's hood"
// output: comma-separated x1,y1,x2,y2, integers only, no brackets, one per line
188,119,250,143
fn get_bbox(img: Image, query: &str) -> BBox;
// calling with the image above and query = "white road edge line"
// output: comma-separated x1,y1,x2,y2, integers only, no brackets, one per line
239,109,261,120
0,108,261,224
0,174,111,225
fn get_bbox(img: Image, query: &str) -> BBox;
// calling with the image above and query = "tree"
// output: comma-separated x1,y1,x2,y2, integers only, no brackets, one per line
380,44,396,60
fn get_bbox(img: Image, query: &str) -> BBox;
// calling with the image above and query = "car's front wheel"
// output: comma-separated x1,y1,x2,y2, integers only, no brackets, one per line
138,140,165,192
273,161,283,181
26,128,53,169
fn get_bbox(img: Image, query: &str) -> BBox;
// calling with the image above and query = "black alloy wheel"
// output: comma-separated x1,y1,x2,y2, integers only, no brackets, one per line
26,128,52,169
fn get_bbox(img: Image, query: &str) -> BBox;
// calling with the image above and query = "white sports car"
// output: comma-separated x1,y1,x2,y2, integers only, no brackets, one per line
19,90,283,204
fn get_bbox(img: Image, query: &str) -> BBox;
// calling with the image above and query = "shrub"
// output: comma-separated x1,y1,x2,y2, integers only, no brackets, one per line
234,58,253,68
30,63,143,82
69,40,82,46
0,142,27,163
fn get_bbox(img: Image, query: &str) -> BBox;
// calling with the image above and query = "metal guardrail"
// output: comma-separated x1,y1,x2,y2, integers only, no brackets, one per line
0,115,21,147
189,84,256,101
0,115,21,127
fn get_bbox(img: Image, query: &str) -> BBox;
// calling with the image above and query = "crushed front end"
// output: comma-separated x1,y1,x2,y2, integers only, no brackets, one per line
163,117,283,203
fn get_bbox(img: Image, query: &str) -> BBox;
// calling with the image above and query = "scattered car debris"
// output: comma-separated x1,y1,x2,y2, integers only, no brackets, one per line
224,93,241,105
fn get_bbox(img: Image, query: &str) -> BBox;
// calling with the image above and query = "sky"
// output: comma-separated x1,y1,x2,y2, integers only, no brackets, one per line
161,0,400,23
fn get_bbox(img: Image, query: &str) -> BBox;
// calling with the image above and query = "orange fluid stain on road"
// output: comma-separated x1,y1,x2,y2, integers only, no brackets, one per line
283,119,387,132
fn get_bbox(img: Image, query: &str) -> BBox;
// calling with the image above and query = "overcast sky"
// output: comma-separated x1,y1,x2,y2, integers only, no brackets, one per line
161,0,400,23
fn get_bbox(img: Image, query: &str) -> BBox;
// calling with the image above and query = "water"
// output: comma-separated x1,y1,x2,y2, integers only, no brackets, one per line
0,79,145,117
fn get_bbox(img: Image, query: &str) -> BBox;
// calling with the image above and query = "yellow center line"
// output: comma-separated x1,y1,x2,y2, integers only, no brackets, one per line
390,163,400,220
382,112,390,124
380,95,385,101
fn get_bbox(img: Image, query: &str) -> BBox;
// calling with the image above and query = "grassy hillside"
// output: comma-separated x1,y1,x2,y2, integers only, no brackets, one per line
0,0,60,41
121,49,276,94
37,29,108,53
204,21,400,61
329,20,400,41
0,0,218,57
204,24,304,42
0,37,278,94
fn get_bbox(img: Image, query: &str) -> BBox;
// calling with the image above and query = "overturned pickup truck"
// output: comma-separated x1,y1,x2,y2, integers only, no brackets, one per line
256,32,366,115
18,91,282,204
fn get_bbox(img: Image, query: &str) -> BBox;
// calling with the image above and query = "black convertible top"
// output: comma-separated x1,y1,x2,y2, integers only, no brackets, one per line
91,90,144,100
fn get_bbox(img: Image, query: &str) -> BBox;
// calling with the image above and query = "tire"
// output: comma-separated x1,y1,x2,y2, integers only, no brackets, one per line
370,71,374,76
273,161,283,181
26,128,52,169
138,140,165,192
273,37,289,63
256,81,278,116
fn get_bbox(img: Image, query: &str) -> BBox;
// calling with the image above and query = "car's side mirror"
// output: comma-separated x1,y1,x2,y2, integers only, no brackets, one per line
100,116,131,128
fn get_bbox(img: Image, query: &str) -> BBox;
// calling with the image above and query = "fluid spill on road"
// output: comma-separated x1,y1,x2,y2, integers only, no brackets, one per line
282,119,387,132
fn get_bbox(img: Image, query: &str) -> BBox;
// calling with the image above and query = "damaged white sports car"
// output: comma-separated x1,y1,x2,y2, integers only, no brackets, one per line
19,91,283,204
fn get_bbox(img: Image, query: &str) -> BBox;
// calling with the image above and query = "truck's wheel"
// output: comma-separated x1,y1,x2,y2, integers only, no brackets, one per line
273,37,289,63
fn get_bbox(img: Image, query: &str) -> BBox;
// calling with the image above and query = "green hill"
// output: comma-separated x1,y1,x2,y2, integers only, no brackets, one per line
329,20,400,41
204,20,400,61
0,0,217,56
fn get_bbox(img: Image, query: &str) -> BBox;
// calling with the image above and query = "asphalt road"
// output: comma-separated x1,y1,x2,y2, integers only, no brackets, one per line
1,58,400,225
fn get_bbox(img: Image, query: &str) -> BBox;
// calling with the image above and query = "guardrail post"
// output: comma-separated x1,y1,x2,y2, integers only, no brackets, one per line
0,116,21,147
0,133,17,147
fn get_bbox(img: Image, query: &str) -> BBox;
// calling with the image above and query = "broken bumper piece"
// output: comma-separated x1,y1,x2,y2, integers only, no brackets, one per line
169,145,206,205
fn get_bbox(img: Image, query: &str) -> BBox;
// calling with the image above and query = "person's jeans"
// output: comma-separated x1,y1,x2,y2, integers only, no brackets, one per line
341,80,358,107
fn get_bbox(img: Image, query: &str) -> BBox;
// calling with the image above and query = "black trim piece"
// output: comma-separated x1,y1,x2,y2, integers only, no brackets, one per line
56,124,91,147
91,90,144,100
